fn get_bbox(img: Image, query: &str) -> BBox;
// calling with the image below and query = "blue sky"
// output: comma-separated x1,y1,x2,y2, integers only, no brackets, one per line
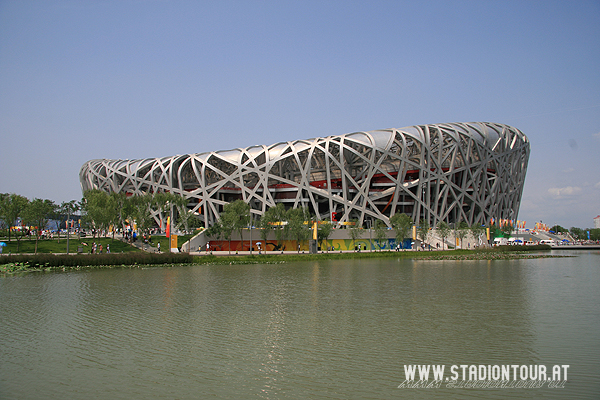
1,0,599,229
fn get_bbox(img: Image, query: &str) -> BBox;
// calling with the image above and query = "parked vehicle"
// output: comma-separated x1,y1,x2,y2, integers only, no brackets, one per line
493,237,508,246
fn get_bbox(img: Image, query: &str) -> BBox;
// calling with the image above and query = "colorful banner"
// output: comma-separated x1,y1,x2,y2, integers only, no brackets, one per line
170,234,177,250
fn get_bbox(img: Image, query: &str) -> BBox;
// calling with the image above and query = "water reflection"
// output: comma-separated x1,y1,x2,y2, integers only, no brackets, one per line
1,253,599,399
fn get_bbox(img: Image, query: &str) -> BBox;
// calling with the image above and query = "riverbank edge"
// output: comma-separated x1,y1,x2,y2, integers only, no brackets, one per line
1,245,563,273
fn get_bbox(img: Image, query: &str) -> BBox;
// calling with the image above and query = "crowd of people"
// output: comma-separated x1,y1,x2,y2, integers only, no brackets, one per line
86,242,110,254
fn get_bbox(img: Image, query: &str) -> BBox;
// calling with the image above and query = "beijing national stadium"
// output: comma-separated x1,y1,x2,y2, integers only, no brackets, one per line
79,122,530,229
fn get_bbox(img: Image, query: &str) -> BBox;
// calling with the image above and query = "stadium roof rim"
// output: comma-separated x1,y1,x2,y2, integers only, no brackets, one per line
85,121,527,164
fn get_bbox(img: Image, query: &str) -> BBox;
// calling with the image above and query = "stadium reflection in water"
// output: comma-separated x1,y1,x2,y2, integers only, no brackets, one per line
1,251,598,399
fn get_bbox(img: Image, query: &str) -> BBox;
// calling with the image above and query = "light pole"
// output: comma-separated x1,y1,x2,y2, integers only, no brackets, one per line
66,218,70,255
62,200,78,255
169,202,173,253
367,219,372,252
249,212,253,255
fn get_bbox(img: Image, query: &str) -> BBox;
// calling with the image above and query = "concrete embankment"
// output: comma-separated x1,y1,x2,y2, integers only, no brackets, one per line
550,245,600,250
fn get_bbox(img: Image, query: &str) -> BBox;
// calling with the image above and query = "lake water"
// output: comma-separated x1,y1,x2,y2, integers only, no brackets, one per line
1,251,599,399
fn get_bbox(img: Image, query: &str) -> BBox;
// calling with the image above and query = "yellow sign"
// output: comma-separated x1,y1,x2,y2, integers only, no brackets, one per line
412,225,416,240
170,234,178,250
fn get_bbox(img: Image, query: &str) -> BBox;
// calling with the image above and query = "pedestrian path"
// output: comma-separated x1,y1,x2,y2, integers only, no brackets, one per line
130,240,160,253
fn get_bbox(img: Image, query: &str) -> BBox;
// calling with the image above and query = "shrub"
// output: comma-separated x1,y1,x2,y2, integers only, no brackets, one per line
0,252,194,269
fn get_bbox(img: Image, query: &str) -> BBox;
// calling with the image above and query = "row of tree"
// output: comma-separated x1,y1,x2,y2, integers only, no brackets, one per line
1,191,479,254
550,225,600,241
205,201,394,253
203,200,492,253
386,217,487,250
12,189,585,255
205,202,318,253
0,193,80,253
0,191,206,253
75,195,600,247
82,190,204,239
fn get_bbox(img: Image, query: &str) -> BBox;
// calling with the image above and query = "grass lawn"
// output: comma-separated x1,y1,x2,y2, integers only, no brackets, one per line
0,236,140,254
0,233,199,255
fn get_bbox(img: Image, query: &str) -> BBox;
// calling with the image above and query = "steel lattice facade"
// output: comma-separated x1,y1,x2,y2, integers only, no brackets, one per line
80,122,530,228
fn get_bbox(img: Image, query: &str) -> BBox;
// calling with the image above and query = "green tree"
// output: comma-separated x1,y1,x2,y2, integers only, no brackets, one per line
0,193,6,234
436,221,451,250
287,207,311,252
76,198,87,238
258,207,275,253
390,213,412,250
549,224,567,234
231,200,251,251
50,204,64,243
83,190,112,237
455,221,469,249
0,194,5,224
173,203,200,234
22,198,56,254
348,219,363,250
317,220,334,252
218,210,235,254
569,227,584,241
151,192,182,233
0,193,29,249
205,221,224,244
262,203,288,251
374,219,387,251
177,209,203,234
107,192,133,240
219,200,250,254
130,193,157,238
417,218,430,249
60,200,80,254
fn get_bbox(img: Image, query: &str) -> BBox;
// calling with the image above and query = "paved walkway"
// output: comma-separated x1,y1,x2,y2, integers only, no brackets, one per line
130,240,158,253
185,249,422,256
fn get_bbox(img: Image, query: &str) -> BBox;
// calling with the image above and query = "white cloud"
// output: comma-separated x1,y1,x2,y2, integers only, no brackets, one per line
562,167,575,173
594,132,600,141
548,186,582,196
595,182,600,189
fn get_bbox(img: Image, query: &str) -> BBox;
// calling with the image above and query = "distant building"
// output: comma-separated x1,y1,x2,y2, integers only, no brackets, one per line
594,215,600,229
80,122,530,229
